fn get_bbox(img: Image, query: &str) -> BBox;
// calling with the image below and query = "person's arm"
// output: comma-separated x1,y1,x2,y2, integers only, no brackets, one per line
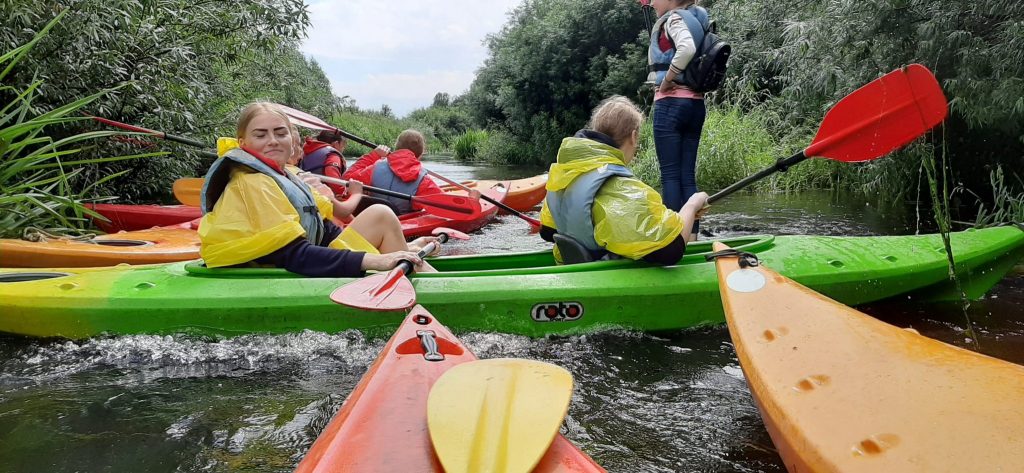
660,16,697,92
256,238,367,277
342,146,389,180
323,154,347,195
677,192,709,243
331,180,364,220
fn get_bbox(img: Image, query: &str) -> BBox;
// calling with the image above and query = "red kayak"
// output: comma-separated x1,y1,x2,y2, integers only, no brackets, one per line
294,305,604,473
86,203,201,233
400,184,507,238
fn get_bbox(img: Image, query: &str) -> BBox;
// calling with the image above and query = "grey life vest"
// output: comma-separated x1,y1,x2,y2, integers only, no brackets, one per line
370,159,428,215
201,148,325,245
546,164,634,257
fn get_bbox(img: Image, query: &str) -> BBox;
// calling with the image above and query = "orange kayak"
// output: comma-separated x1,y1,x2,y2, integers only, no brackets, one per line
0,221,200,268
713,242,1024,472
441,174,547,213
294,305,604,473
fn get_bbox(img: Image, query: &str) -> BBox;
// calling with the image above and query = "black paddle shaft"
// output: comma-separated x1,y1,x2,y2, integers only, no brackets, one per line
395,232,450,275
708,151,808,204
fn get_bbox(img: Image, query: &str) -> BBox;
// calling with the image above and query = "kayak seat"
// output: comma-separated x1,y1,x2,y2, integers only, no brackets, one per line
553,233,595,265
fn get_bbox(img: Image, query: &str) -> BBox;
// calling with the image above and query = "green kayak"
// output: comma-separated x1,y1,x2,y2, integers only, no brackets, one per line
1,226,1021,339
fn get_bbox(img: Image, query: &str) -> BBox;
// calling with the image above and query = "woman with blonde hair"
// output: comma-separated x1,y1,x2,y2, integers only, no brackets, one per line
539,96,707,264
198,102,438,277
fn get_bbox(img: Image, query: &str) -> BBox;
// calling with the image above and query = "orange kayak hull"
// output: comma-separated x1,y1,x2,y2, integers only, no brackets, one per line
0,225,200,268
713,242,1024,472
295,306,604,473
442,174,547,212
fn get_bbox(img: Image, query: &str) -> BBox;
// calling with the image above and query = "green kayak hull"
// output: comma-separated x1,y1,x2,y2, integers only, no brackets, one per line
1,227,1021,339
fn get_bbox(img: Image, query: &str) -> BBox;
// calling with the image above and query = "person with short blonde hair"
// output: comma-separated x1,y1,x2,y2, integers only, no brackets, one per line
198,102,440,277
539,95,708,264
343,128,444,214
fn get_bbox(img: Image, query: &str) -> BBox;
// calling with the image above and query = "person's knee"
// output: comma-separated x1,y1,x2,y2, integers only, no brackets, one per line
364,204,400,224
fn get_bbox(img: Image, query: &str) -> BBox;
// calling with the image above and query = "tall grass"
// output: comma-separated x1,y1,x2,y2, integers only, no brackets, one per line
329,108,445,157
962,165,1024,227
0,11,162,238
631,104,829,193
453,129,488,161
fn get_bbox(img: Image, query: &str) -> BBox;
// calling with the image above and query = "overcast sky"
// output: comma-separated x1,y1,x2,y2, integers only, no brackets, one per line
300,0,523,118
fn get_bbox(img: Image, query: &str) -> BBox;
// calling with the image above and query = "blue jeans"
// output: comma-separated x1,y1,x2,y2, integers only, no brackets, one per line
653,97,706,233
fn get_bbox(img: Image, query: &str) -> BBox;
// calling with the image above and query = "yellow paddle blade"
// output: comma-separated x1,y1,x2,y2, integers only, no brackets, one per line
173,178,204,207
427,358,574,473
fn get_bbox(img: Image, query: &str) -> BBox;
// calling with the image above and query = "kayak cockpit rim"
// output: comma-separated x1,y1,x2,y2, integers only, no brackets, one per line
181,235,776,278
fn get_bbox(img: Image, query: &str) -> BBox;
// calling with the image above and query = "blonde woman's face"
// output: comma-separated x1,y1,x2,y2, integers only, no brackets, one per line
239,112,291,166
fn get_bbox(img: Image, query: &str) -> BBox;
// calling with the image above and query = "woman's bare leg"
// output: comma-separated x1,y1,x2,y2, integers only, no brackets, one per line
347,204,437,272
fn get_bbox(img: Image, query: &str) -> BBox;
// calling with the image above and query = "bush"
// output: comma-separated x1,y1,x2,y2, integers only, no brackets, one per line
478,130,540,165
453,129,489,161
0,11,160,238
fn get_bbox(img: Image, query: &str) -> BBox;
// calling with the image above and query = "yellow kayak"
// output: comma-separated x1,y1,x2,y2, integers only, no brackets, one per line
712,241,1024,472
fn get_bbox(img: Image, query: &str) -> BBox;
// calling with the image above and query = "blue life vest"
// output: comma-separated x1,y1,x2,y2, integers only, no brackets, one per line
546,164,634,257
301,146,344,175
647,6,710,87
370,160,428,215
201,148,325,245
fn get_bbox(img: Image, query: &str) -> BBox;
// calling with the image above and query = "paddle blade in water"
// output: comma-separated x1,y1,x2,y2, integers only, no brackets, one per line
805,64,948,162
427,358,574,473
329,266,416,311
413,193,482,221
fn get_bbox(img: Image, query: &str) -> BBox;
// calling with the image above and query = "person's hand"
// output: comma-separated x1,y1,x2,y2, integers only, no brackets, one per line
659,79,678,94
408,236,441,256
346,179,364,196
361,251,424,272
374,145,391,157
683,192,710,216
468,189,482,200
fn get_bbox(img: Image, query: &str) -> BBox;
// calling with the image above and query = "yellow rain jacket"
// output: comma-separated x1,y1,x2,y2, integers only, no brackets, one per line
199,138,367,268
540,137,684,261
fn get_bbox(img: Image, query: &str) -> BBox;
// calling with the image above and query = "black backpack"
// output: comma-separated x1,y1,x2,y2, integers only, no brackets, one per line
669,8,731,93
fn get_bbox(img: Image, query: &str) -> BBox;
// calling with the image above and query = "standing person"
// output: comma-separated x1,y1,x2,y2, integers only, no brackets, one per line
199,102,439,277
302,130,349,195
648,0,711,240
539,96,708,264
343,129,445,215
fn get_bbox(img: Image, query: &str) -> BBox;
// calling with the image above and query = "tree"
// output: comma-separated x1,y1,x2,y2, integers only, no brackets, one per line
0,0,312,201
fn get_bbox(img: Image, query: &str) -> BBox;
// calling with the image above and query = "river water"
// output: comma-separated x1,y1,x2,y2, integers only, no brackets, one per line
0,156,1020,472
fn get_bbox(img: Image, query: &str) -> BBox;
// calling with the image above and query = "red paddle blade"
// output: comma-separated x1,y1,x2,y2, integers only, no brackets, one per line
413,193,483,221
805,64,948,162
329,267,416,311
278,104,334,131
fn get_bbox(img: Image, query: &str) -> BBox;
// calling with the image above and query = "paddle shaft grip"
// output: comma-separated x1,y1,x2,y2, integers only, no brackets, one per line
708,151,808,204
395,233,449,275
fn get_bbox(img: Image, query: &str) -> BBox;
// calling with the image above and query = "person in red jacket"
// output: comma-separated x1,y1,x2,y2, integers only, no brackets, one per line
302,130,348,195
342,129,445,215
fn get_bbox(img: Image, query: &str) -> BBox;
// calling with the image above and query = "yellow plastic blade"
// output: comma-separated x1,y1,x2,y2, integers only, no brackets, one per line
427,358,574,473
173,177,204,207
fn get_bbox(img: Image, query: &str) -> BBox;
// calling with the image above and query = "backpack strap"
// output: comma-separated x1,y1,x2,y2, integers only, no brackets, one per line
675,8,708,50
